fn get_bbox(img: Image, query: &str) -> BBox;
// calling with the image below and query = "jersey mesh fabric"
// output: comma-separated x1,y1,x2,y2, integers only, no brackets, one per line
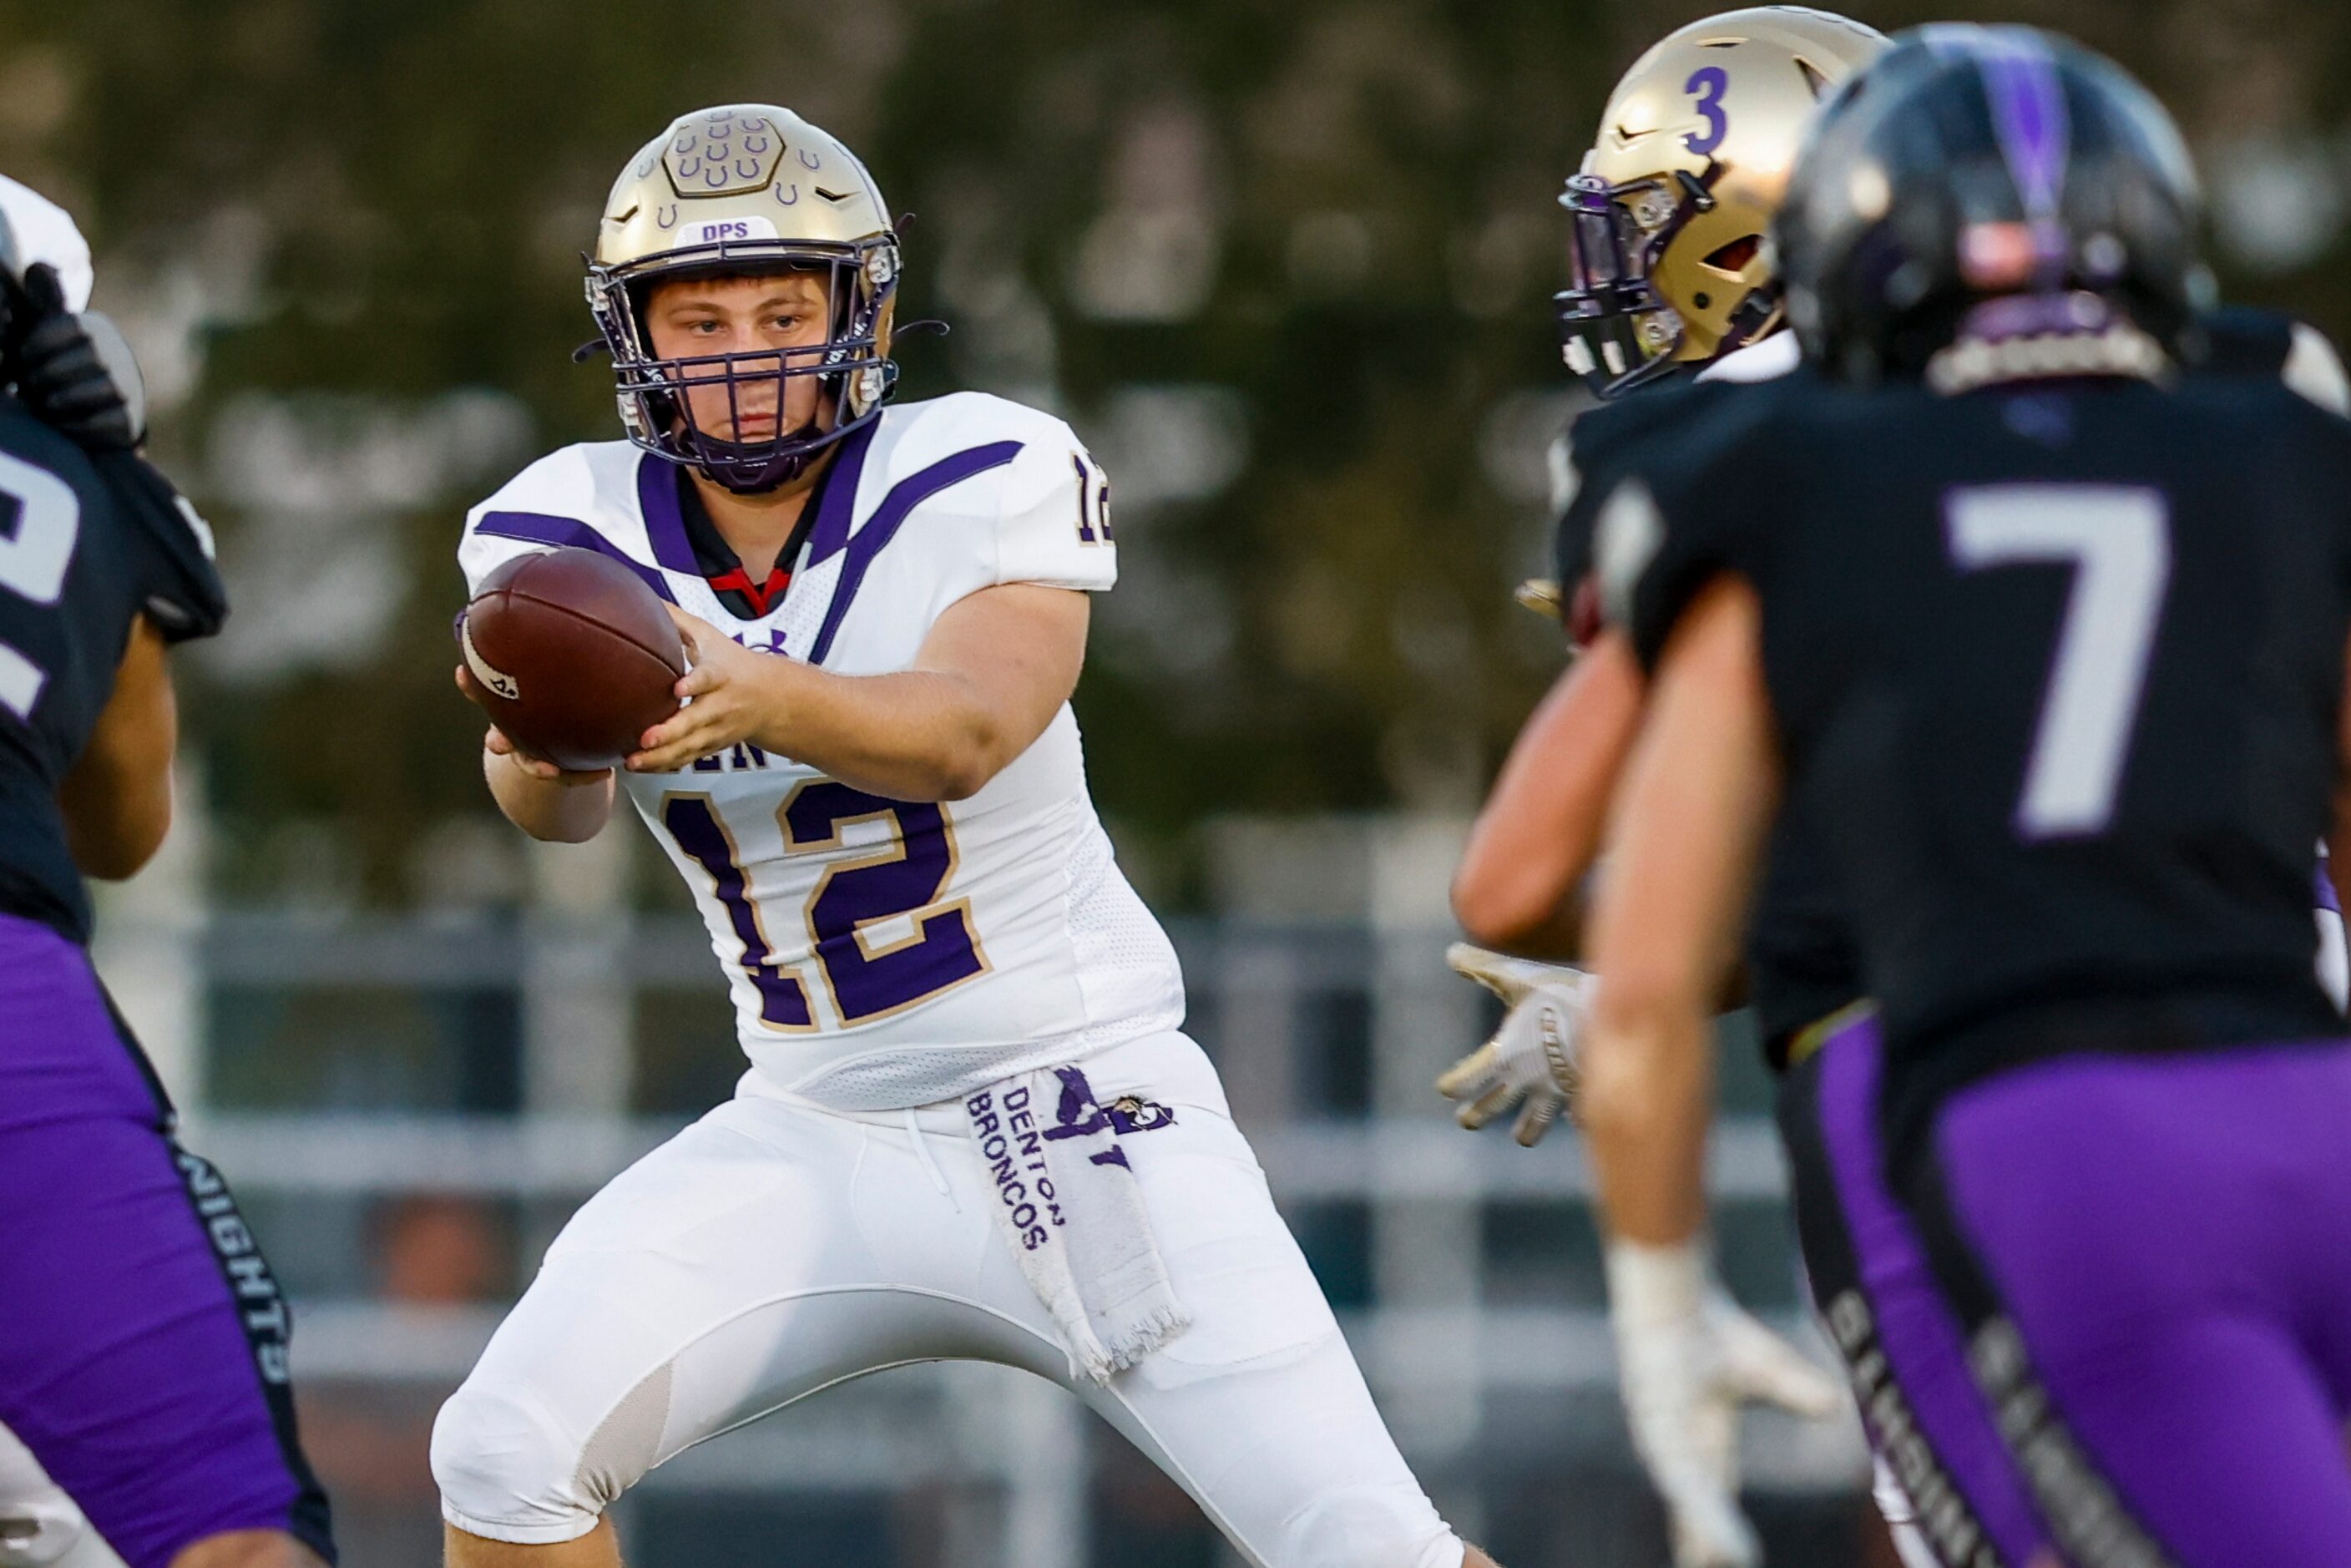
1063,811,1187,1032
771,550,837,658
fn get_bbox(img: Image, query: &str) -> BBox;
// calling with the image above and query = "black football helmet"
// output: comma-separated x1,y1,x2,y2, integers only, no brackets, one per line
1774,26,2211,386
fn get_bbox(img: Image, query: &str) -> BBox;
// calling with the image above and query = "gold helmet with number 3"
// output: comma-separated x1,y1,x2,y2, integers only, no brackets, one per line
588,104,901,493
1557,7,1887,397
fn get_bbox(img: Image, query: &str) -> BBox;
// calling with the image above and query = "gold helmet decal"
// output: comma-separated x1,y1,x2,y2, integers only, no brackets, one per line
588,104,902,493
1556,8,1887,396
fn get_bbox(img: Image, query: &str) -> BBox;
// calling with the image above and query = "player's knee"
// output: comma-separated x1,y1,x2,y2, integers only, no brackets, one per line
0,1424,109,1567
1279,1482,1460,1568
431,1377,609,1542
0,1493,98,1567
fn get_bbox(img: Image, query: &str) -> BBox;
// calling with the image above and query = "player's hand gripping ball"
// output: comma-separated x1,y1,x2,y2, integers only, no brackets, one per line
458,549,685,771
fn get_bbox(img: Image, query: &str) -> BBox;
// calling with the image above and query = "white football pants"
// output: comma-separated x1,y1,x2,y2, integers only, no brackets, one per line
0,1425,124,1568
431,1031,1464,1568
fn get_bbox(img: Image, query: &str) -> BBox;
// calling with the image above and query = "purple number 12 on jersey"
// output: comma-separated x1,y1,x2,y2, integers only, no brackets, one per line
660,783,988,1031
662,794,817,1030
784,781,988,1024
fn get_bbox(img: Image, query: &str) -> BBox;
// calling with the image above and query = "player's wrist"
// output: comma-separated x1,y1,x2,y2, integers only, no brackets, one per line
487,737,609,787
741,649,812,755
1605,1233,1712,1334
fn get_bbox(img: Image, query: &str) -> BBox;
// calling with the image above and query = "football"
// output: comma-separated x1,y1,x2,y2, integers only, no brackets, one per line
459,549,686,771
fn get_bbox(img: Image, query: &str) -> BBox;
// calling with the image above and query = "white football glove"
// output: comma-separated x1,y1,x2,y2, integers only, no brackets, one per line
1435,943,1591,1146
1608,1238,1844,1568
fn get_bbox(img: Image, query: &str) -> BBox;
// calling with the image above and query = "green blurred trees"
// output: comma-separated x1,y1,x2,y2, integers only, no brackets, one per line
0,0,2343,907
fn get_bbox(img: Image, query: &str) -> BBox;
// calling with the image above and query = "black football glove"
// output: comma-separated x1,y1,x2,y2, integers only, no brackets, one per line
12,262,145,449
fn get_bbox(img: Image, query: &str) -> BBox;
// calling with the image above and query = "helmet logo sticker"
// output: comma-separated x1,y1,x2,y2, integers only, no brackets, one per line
683,216,780,246
665,111,786,196
1684,67,1731,155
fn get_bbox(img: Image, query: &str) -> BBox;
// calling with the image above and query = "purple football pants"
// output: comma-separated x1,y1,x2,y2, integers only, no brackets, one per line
1784,1010,2351,1568
0,913,332,1566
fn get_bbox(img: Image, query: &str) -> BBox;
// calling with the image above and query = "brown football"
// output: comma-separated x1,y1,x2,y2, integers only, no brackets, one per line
459,549,685,771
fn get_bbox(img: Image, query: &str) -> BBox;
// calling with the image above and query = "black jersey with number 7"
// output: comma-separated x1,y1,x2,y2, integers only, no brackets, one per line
1607,367,2351,1105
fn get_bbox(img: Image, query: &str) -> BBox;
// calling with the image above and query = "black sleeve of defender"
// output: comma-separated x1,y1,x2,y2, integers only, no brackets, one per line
2193,306,2296,380
95,451,227,644
1600,403,1784,675
1550,379,1748,615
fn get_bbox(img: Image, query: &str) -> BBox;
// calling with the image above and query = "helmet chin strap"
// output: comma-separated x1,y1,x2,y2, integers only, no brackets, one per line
686,407,851,494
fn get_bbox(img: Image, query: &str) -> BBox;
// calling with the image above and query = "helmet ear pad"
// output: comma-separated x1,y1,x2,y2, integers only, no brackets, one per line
1651,193,1777,361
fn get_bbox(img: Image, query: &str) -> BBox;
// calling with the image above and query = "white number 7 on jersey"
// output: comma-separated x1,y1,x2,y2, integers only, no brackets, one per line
1946,486,2171,839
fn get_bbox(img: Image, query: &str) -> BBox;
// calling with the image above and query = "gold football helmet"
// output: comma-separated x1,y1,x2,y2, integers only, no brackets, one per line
588,104,900,492
1556,7,1887,397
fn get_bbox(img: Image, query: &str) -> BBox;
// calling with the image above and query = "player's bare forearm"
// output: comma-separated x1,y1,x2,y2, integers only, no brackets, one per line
1581,579,1777,1247
1453,630,1644,958
741,660,1037,801
1583,1005,1716,1244
630,585,1087,797
454,665,617,842
59,615,176,880
483,738,614,842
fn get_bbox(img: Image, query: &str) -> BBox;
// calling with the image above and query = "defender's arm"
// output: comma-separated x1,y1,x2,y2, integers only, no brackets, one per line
1582,577,1778,1245
1579,575,1836,1568
629,584,1087,801
59,616,176,879
1451,629,1645,958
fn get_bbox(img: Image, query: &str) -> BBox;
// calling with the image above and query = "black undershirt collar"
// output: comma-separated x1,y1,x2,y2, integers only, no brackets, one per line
673,463,832,620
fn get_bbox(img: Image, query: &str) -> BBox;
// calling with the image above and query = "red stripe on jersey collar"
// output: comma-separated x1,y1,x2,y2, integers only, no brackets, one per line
703,564,793,616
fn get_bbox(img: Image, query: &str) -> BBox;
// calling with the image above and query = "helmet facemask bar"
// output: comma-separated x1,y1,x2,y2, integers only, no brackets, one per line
590,234,901,494
1553,167,1719,398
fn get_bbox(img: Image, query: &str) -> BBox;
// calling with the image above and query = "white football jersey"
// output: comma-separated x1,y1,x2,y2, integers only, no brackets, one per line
460,392,1185,1110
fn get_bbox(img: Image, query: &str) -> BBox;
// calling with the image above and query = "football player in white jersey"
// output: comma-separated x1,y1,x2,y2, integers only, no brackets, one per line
436,104,1499,1568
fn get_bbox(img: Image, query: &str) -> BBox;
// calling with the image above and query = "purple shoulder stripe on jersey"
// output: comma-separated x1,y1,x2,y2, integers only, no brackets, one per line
633,453,705,578
1975,31,2070,222
806,440,1024,665
473,511,676,603
2318,862,2341,915
803,420,880,568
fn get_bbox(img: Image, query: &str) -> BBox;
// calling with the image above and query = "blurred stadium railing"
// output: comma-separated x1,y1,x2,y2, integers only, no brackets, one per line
96,812,1877,1568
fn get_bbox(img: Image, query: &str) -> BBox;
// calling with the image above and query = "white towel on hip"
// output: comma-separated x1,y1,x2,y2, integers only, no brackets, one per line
963,1063,1191,1383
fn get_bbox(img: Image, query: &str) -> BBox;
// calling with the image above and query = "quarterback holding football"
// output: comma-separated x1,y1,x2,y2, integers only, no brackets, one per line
441,104,1499,1568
